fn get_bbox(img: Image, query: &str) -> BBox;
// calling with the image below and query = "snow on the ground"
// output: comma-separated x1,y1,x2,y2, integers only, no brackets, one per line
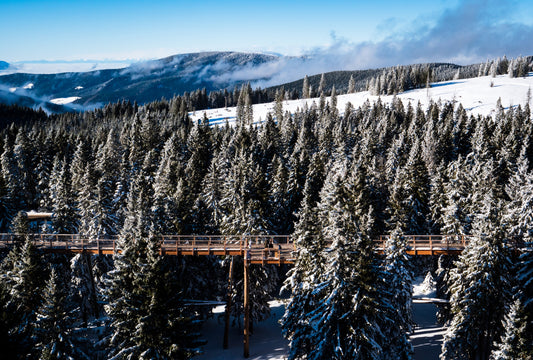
411,273,445,360
50,96,81,105
412,303,445,360
413,272,437,298
23,83,34,89
9,87,16,93
198,300,289,360
199,293,445,360
75,86,84,90
190,73,533,126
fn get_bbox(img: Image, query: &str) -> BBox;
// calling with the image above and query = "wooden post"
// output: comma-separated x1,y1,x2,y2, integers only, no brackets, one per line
243,242,250,358
223,256,234,349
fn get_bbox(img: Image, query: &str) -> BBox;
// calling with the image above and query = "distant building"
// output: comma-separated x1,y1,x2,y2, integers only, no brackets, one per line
26,211,53,232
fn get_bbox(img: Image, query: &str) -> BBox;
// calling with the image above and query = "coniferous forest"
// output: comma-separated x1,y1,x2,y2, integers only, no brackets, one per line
0,79,533,359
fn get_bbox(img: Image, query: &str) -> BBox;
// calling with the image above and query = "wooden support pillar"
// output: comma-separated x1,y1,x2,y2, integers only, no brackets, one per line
243,244,250,358
83,253,99,322
223,256,234,349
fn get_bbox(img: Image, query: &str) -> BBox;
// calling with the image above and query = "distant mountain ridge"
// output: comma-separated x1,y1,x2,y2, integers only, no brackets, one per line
0,52,280,111
0,61,8,70
1,52,528,114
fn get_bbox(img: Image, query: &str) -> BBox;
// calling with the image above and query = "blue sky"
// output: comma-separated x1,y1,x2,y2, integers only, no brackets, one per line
1,0,533,70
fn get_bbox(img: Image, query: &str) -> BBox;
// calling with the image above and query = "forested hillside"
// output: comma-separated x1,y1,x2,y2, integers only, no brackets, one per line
0,78,532,358
2,53,529,116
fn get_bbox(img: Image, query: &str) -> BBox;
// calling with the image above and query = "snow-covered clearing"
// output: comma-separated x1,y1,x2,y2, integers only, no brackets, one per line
413,272,437,298
411,273,444,360
190,73,533,126
412,303,445,360
198,300,288,360
50,96,81,105
199,275,445,360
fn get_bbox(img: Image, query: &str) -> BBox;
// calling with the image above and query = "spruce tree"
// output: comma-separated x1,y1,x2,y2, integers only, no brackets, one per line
381,227,414,359
441,192,512,360
70,254,100,325
104,168,202,359
348,74,356,94
281,170,325,359
33,268,84,360
302,75,310,99
0,237,46,358
489,298,529,360
306,164,385,359
49,157,78,234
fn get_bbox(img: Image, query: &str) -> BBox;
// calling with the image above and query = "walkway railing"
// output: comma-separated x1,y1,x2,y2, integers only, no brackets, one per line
0,233,486,262
375,234,475,255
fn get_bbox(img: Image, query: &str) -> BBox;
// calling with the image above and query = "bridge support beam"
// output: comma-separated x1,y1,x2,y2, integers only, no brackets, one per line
223,256,234,349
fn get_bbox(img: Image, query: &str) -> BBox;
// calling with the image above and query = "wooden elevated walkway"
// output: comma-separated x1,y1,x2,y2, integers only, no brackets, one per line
0,234,476,263
0,232,505,358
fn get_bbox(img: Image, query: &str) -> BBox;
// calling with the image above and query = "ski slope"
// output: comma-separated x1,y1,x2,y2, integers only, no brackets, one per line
190,74,533,126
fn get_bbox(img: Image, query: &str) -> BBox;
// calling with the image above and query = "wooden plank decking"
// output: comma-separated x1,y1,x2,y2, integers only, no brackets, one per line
0,234,480,263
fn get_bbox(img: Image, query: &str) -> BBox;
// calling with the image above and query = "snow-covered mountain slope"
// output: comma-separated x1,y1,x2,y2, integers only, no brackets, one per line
0,52,280,108
190,74,533,125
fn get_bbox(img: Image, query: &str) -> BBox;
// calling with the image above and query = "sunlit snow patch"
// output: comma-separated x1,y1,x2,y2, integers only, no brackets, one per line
75,86,84,90
413,272,436,297
23,83,34,89
9,87,16,92
50,96,81,105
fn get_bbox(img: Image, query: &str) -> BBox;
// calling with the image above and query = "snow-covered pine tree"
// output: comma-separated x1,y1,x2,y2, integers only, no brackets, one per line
442,157,471,236
330,85,338,118
348,74,356,94
104,167,203,359
91,130,121,238
302,75,310,99
133,230,205,359
200,151,226,234
33,267,87,360
305,162,386,359
428,165,448,234
495,151,533,357
489,298,529,360
274,88,285,123
49,156,78,234
0,163,10,231
236,83,253,126
103,210,150,358
381,227,414,359
386,140,430,235
281,168,326,359
504,145,533,245
0,236,47,357
318,73,326,95
152,135,182,235
269,156,290,234
70,253,100,325
441,191,512,360
219,146,278,327
1,134,26,217
512,241,533,357
34,133,55,212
